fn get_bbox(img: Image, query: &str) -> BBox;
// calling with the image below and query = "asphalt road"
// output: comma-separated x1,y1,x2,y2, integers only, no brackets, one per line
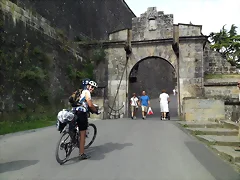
1,118,240,180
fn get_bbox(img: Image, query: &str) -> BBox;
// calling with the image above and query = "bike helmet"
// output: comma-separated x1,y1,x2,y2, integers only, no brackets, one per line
88,80,98,88
82,78,90,89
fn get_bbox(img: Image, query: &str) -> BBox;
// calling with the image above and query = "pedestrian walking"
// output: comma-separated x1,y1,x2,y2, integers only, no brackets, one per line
159,89,170,120
139,91,150,119
130,93,139,119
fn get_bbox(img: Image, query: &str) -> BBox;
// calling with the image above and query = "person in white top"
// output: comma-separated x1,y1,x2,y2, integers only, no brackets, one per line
130,93,139,119
71,78,100,160
238,80,240,101
173,89,176,96
159,89,170,120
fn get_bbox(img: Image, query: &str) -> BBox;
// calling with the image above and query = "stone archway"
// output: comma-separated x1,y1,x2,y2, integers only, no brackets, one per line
128,56,178,118
106,7,207,119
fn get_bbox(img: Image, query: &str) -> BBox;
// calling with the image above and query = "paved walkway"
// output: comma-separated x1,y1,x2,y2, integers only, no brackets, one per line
0,118,239,180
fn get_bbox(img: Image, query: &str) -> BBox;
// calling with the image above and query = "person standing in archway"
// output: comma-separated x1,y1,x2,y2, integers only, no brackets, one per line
173,88,176,96
159,89,170,120
130,93,139,119
139,90,150,119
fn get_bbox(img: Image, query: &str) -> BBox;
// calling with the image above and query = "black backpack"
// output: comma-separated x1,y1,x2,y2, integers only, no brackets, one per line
69,89,82,107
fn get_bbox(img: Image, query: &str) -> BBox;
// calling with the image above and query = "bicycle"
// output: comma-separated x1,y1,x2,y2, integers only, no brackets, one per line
55,109,98,165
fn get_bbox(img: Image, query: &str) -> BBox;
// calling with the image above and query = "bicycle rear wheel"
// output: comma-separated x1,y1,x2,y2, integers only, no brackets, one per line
84,123,97,149
55,132,74,165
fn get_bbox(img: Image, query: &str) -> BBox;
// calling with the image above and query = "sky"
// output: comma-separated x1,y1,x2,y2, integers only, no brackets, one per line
125,0,240,36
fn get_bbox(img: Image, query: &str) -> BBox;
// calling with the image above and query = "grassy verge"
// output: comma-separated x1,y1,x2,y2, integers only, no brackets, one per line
0,119,56,135
0,112,58,135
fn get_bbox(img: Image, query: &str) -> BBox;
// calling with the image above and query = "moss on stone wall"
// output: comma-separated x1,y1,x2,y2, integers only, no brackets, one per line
205,74,240,79
0,2,108,123
0,9,85,121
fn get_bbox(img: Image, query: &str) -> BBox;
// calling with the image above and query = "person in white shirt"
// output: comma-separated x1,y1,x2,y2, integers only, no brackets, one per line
238,80,240,101
130,93,139,119
173,89,176,96
159,89,170,120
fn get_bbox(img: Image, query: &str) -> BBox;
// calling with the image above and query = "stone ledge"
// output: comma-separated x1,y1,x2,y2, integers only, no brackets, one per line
197,135,240,146
212,146,240,163
178,121,224,128
224,101,240,106
222,121,239,129
204,82,237,86
0,0,56,38
186,128,238,136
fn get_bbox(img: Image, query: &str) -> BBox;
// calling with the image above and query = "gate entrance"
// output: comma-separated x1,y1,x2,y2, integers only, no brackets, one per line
128,56,177,118
105,7,208,119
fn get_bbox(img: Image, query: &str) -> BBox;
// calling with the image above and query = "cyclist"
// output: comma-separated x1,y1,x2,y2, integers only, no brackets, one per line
73,78,100,160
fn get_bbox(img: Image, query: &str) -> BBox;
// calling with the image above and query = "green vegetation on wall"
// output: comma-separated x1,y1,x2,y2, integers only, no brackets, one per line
66,42,106,83
209,24,240,67
0,8,106,134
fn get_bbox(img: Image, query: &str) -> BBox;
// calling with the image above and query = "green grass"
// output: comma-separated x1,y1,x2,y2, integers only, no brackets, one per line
0,119,56,135
205,74,240,79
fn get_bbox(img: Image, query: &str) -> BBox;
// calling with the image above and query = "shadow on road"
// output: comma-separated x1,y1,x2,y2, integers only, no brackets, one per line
0,160,39,173
185,141,240,180
66,142,133,164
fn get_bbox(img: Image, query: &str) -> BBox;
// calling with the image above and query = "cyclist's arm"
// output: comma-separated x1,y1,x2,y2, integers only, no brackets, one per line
85,91,97,112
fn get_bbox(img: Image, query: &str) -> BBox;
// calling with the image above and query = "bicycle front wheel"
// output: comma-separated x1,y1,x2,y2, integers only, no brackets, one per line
55,132,73,165
84,123,97,149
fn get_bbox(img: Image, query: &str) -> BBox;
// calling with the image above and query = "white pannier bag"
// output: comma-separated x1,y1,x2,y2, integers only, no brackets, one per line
56,109,75,131
57,109,75,123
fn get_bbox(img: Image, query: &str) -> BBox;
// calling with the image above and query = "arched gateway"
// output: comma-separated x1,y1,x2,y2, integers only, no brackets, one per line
103,7,233,119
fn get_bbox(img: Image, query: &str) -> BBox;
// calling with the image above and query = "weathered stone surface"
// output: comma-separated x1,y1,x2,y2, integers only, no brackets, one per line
109,29,129,41
182,98,225,121
0,0,56,38
9,0,135,40
0,1,89,117
204,86,239,99
178,24,202,37
132,7,173,41
186,128,238,136
212,146,240,163
225,105,240,121
203,43,236,75
106,7,239,119
197,135,239,146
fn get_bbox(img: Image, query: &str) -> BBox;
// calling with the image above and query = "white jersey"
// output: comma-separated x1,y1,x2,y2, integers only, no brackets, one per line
159,93,169,103
130,97,138,106
73,89,91,112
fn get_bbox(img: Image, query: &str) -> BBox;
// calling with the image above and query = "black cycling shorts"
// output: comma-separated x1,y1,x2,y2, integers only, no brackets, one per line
76,111,88,131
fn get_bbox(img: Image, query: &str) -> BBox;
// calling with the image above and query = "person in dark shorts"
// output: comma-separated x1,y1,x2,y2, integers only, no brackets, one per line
72,78,100,159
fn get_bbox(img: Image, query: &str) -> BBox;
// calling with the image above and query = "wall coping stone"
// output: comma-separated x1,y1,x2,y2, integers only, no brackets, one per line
77,35,208,48
225,100,240,105
204,82,238,86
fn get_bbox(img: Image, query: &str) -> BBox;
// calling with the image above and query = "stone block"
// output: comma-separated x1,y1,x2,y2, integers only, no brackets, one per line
109,29,128,41
204,86,239,99
182,98,225,121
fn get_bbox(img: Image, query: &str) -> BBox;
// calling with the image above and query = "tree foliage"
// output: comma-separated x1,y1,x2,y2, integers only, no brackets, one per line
209,24,240,66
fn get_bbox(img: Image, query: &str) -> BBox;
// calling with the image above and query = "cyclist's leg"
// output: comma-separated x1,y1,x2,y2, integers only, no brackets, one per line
76,111,90,159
